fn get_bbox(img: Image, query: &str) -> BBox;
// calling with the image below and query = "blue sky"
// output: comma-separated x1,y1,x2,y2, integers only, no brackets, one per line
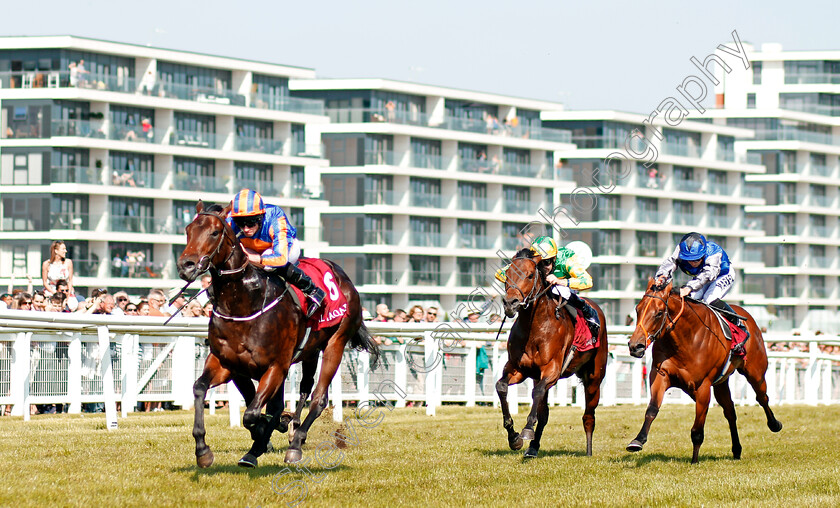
5,0,838,112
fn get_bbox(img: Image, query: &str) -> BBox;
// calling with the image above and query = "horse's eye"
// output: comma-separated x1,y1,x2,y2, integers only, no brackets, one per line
527,273,534,279
210,230,220,237
654,311,663,318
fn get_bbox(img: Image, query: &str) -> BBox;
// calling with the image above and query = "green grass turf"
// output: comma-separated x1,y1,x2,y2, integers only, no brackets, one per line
1,404,839,507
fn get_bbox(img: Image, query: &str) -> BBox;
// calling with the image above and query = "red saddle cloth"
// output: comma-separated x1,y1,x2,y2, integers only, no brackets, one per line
727,321,748,357
290,258,348,331
573,312,599,352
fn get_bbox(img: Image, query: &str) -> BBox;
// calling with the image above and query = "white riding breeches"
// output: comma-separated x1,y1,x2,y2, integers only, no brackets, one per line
550,285,572,300
288,238,301,265
690,271,735,304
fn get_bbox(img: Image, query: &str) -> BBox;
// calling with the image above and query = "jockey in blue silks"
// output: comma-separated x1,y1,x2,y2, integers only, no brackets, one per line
227,189,325,318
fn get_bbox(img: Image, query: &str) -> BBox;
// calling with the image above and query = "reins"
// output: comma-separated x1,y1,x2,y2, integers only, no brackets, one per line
638,291,685,347
508,257,552,311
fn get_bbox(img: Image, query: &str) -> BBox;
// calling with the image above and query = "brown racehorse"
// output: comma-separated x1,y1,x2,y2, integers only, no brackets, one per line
497,248,609,458
177,201,379,467
626,279,783,463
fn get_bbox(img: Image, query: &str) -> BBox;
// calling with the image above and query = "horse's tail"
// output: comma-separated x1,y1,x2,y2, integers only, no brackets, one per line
350,322,381,369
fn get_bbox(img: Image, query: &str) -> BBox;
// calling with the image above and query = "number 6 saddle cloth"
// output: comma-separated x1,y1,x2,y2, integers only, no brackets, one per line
290,258,349,331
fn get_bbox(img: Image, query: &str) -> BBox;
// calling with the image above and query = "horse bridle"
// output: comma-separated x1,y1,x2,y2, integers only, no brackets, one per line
194,212,247,277
637,291,685,347
506,258,552,311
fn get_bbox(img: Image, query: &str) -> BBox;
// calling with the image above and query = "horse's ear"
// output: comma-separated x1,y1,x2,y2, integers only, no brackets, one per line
664,281,673,293
222,201,232,217
195,200,204,214
646,277,655,290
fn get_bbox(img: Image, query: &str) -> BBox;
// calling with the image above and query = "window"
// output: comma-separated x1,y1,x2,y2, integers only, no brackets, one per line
502,222,527,251
172,201,196,235
636,197,659,223
365,134,393,165
503,185,531,214
52,148,90,184
598,231,621,256
458,258,485,287
110,105,154,143
747,93,756,109
410,217,442,247
411,138,442,169
50,194,89,231
173,157,221,192
410,255,441,285
458,142,489,172
365,254,393,285
458,181,488,211
708,203,728,228
110,197,154,234
637,231,658,257
291,124,306,155
410,177,442,207
597,195,621,221
364,175,393,204
458,220,488,249
158,62,233,100
235,119,274,153
752,62,762,85
110,151,154,188
364,215,393,245
235,162,275,196
251,74,290,109
173,113,216,148
673,200,695,226
110,242,157,279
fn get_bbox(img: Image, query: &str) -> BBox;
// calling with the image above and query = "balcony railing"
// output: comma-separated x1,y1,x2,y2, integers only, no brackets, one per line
501,161,549,179
171,130,217,149
600,278,632,292
172,173,229,193
661,143,700,158
636,209,664,223
741,184,764,199
708,215,735,228
364,190,397,205
504,201,542,215
672,212,699,226
410,153,445,170
74,258,102,277
673,178,703,192
50,166,99,185
784,73,840,85
363,230,394,245
808,225,833,238
234,136,284,155
459,273,488,287
809,164,834,177
716,149,735,162
597,242,623,256
410,192,443,208
410,272,441,286
457,196,491,212
51,119,104,138
457,234,494,250
234,178,280,197
364,150,395,165
808,195,834,208
708,182,734,196
108,125,160,144
808,256,832,269
108,170,167,189
251,94,324,115
754,128,836,146
742,248,763,263
809,286,830,299
157,82,245,106
51,212,91,231
780,102,840,117
109,215,168,234
596,208,631,222
363,269,394,285
110,259,166,279
0,70,136,92
410,231,446,247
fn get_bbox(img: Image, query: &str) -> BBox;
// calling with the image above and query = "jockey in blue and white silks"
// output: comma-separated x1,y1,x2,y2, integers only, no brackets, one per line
227,189,325,318
654,232,734,304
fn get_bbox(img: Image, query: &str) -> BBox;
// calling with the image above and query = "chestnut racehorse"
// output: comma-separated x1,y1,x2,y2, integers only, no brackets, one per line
626,279,782,463
497,248,609,458
177,201,379,467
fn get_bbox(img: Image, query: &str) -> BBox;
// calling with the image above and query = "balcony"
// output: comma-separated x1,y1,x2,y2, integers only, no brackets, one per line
571,135,645,150
410,192,443,208
808,195,834,208
809,286,830,299
600,278,631,292
596,208,631,222
363,269,395,285
708,182,735,196
108,170,167,189
108,125,161,145
809,164,834,177
172,173,228,193
741,184,764,199
364,190,397,205
501,161,549,179
110,259,166,279
807,225,833,238
672,212,700,226
410,271,441,286
51,166,100,185
157,82,245,106
171,130,217,149
780,102,840,117
742,248,763,263
410,231,446,248
457,157,553,180
808,256,833,269
457,234,494,250
234,136,284,155
673,178,703,192
51,212,91,231
0,70,136,93
597,242,623,256
363,230,394,245
502,236,525,251
364,150,395,165
51,119,104,139
661,143,700,158
234,178,279,197
708,215,736,228
457,196,491,212
754,128,836,146
740,280,764,294
504,201,543,215
784,73,840,85
109,215,168,234
636,209,665,223
410,153,445,170
251,94,323,115
716,149,735,162
459,272,487,287
74,258,102,277
637,245,660,257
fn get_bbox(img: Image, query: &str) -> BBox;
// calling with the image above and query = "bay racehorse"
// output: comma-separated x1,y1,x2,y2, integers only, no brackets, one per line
626,279,782,463
177,201,379,467
497,248,608,458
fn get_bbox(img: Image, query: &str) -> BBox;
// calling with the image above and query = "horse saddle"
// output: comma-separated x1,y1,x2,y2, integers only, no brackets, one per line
550,291,578,321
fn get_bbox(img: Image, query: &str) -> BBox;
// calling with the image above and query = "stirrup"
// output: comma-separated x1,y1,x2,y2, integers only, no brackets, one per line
304,288,325,319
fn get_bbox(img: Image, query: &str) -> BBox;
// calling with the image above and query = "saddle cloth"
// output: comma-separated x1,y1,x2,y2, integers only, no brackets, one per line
290,258,348,331
710,308,748,357
573,311,600,352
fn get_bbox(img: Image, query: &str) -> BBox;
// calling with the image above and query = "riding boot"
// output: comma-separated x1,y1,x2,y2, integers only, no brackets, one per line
710,299,750,353
282,264,326,319
566,291,600,339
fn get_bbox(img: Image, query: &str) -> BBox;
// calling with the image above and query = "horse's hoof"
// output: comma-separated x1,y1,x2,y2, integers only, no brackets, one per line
523,447,539,459
266,441,275,454
626,440,644,452
196,450,215,468
510,435,524,451
238,453,258,468
769,420,783,433
520,428,535,441
285,448,303,464
277,420,289,433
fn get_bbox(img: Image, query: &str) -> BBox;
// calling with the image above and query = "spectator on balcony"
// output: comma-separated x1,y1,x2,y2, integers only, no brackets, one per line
372,303,391,322
424,306,440,323
68,62,78,87
45,293,66,312
76,60,88,88
384,100,396,122
393,309,407,322
124,302,139,316
113,291,130,314
146,289,170,317
646,167,660,189
54,280,78,312
141,117,153,142
42,240,74,297
408,305,425,323
490,154,501,174
11,292,33,311
0,293,11,310
31,291,47,312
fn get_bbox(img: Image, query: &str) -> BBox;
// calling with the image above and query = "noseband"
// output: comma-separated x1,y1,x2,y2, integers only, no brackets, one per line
637,292,685,347
506,258,552,311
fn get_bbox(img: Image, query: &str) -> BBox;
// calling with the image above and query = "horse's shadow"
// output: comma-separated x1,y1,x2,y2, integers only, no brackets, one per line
174,462,351,482
616,452,733,467
477,447,588,459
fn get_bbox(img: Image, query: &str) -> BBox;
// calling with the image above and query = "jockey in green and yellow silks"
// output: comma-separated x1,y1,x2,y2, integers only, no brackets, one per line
496,236,599,337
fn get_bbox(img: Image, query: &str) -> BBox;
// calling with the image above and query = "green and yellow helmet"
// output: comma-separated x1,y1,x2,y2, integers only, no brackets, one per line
530,236,558,260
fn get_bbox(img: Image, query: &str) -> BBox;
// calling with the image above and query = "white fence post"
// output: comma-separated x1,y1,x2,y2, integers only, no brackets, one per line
10,332,31,419
424,331,439,416
784,359,797,404
631,357,644,405
330,361,343,422
766,358,778,404
394,346,407,409
805,346,819,406
602,353,617,406
68,333,82,414
821,359,832,404
120,334,138,417
358,350,370,404
228,381,242,427
97,326,118,430
465,342,476,407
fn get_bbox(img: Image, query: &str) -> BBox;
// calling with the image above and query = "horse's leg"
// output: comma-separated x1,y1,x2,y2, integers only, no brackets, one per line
689,383,712,464
581,368,603,457
713,382,742,460
495,364,526,451
627,371,669,452
238,364,287,468
286,341,344,464
524,390,550,459
520,375,554,441
741,353,783,433
193,354,231,468
288,356,318,444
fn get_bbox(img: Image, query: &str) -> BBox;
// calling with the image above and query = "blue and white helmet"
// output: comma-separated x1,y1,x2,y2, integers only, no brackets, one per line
678,232,707,261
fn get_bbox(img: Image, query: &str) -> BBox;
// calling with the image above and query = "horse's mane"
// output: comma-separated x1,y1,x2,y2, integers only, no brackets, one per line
513,247,536,259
